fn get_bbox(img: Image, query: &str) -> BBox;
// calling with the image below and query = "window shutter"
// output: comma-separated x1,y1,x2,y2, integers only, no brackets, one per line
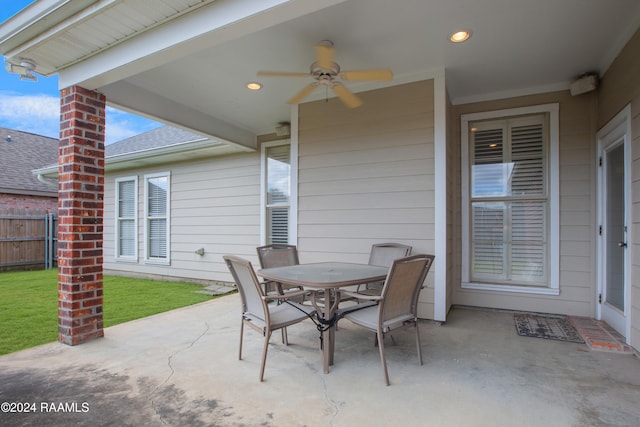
472,202,505,277
117,179,136,258
147,177,167,217
469,114,548,286
148,218,167,258
268,207,289,244
118,180,135,217
118,220,136,257
145,175,169,260
510,123,544,195
510,201,546,281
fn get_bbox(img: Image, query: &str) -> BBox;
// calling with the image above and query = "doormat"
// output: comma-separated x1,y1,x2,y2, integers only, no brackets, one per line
514,314,585,343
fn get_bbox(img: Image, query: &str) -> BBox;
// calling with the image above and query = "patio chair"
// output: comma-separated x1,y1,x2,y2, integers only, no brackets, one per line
339,254,434,385
224,255,316,382
355,243,412,297
256,244,304,297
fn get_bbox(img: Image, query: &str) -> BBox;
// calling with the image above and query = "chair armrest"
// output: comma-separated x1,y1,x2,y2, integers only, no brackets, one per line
263,289,310,302
340,290,382,301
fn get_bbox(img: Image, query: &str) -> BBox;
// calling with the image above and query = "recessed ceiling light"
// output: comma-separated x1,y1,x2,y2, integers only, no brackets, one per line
246,82,262,90
449,30,471,43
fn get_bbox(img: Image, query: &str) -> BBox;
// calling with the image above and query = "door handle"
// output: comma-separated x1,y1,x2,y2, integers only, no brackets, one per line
618,241,627,248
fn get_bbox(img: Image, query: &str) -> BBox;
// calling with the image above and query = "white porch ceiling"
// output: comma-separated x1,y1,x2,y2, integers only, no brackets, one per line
2,0,640,146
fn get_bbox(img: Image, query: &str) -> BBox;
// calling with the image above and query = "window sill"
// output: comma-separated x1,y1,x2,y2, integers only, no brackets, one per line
144,259,170,266
114,257,138,263
461,282,560,296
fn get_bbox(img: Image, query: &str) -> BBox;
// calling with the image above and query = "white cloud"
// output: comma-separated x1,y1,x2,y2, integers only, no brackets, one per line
0,92,59,138
0,92,161,143
105,107,161,145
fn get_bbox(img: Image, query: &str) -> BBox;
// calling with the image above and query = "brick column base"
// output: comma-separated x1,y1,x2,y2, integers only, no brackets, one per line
58,85,106,345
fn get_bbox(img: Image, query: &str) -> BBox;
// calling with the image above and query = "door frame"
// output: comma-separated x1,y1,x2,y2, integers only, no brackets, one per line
596,104,632,340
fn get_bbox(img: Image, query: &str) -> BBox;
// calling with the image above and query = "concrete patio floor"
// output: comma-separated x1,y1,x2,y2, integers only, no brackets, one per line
1,294,640,427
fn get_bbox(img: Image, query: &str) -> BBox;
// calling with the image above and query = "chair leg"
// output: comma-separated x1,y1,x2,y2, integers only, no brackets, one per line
239,319,244,360
415,320,423,366
377,330,390,386
260,331,272,382
281,327,289,345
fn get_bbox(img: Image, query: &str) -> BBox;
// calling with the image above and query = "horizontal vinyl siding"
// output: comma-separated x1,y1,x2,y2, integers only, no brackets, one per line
104,152,260,283
453,91,597,316
298,80,436,317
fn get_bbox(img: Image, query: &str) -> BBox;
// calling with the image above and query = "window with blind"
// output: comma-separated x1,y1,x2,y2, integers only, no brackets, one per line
144,172,170,263
115,177,137,260
469,114,548,286
264,144,291,244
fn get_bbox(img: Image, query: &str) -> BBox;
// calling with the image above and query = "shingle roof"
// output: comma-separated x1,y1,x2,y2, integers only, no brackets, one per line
106,126,205,157
0,126,58,196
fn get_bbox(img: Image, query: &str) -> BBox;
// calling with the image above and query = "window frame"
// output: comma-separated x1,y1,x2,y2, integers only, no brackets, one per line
143,171,171,265
260,139,296,245
461,104,559,295
114,176,138,262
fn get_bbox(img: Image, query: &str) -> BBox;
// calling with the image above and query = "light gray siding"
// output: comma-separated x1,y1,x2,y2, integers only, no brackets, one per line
104,152,261,284
297,80,437,318
452,91,597,316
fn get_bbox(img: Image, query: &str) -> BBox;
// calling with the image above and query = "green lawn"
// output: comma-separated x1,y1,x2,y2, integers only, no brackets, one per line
0,269,218,356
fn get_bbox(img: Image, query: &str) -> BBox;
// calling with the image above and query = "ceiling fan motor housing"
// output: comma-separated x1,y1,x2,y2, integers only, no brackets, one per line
311,61,340,84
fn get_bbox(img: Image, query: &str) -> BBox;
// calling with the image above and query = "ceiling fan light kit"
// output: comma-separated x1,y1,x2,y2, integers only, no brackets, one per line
257,40,393,108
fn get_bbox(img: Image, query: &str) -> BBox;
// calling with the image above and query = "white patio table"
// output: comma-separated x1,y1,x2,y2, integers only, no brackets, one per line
257,262,389,374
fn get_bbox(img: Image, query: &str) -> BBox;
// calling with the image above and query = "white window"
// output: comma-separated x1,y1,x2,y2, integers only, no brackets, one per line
144,172,170,264
461,104,559,295
115,176,137,261
262,142,291,245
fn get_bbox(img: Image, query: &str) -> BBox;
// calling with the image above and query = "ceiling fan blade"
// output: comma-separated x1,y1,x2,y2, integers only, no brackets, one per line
332,83,363,108
340,69,393,81
315,44,334,69
288,83,318,105
258,71,310,78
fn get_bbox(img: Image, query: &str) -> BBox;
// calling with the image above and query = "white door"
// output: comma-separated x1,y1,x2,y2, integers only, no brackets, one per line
597,107,631,338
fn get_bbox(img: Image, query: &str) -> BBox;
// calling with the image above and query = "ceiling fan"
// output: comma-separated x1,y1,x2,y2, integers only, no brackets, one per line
257,40,393,108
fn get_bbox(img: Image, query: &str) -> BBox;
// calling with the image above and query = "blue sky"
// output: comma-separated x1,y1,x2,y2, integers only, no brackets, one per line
0,0,161,144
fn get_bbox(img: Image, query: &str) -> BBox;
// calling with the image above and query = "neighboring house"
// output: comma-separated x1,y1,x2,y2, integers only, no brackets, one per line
6,1,640,352
0,126,58,212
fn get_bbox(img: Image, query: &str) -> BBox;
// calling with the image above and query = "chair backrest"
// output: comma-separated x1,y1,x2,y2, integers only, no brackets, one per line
368,243,412,268
224,255,267,319
379,254,435,323
256,244,300,268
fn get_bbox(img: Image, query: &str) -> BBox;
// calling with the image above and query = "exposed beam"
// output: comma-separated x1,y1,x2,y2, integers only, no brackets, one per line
102,81,256,150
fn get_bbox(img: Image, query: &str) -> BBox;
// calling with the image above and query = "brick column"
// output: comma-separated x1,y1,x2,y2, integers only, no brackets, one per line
57,85,106,345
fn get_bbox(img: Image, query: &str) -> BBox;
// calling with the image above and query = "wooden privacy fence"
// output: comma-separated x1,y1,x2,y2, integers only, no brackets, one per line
0,208,57,271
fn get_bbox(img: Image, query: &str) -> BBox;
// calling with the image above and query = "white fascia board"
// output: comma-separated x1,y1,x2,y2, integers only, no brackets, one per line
0,0,97,56
59,0,350,89
32,165,58,178
32,137,252,179
102,80,257,150
105,138,241,165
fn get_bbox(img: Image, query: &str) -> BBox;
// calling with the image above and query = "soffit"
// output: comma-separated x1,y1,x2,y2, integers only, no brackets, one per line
3,0,218,75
